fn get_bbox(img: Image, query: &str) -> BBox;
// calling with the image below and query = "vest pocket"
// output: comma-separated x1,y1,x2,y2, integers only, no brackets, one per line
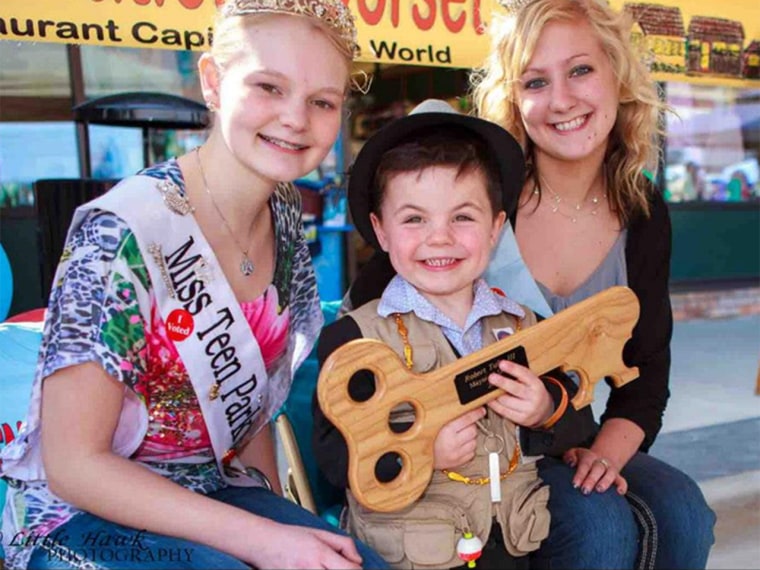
404,520,457,566
498,467,551,556
347,494,470,569
361,522,405,564
410,343,438,373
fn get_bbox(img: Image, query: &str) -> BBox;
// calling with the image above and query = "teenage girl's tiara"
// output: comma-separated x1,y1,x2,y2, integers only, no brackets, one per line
222,0,360,58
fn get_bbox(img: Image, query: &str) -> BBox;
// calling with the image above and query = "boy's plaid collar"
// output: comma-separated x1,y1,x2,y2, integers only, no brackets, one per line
377,275,524,331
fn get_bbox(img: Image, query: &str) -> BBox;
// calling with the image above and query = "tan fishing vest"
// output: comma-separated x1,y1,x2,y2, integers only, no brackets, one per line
345,301,550,569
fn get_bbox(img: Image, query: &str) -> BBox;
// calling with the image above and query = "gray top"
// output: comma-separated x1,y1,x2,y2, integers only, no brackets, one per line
537,229,628,314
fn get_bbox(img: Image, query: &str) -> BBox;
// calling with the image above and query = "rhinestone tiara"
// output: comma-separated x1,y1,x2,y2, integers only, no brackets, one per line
497,0,535,15
221,0,360,58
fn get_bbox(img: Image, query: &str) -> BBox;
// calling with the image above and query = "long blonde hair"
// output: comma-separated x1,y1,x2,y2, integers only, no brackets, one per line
471,0,666,221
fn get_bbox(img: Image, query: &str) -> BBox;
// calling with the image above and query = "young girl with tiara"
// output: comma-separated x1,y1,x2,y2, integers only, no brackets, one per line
0,1,387,568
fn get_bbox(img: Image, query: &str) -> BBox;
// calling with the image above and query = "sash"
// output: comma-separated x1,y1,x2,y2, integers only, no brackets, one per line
78,174,271,487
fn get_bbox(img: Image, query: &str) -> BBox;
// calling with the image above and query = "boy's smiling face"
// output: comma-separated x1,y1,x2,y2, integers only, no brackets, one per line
370,165,506,315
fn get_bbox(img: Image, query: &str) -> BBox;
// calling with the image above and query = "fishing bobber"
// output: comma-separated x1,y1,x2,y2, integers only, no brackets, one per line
456,532,483,568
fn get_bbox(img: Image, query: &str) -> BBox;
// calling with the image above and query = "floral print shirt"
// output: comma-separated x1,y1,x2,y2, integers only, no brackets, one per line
0,159,322,569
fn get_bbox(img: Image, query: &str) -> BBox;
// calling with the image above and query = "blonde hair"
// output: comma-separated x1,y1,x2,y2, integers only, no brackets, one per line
471,0,666,221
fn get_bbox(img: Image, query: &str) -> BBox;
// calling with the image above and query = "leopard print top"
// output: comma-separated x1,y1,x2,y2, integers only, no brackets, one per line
0,159,323,569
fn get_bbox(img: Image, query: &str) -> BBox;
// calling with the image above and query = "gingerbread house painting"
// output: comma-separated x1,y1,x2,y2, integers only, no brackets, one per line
687,16,745,77
744,40,760,79
625,3,686,73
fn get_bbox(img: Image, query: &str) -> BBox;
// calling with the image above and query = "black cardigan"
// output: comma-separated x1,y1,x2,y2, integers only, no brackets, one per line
346,192,673,452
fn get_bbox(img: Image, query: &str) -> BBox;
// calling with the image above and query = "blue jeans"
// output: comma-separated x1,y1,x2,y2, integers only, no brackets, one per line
27,487,388,569
531,453,716,570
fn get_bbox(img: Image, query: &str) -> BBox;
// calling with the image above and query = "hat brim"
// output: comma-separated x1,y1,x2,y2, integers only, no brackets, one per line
348,112,525,250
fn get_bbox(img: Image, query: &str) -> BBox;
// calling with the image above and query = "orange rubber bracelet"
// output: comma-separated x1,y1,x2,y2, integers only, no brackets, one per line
538,375,569,430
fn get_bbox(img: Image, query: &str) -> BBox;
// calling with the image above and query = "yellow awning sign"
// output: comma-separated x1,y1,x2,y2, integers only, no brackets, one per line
348,0,493,67
0,0,758,74
0,0,495,66
1,0,220,52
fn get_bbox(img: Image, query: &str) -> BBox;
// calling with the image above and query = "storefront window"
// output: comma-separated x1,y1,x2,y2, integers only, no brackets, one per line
88,126,207,179
1,42,73,208
0,122,79,207
0,42,70,97
148,129,207,163
89,125,144,180
79,46,207,174
664,82,760,202
81,45,202,101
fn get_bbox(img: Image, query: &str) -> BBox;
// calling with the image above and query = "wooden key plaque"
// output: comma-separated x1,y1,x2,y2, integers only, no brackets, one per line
317,286,640,512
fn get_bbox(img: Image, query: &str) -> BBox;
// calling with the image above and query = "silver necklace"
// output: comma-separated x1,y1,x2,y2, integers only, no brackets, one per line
195,147,255,276
536,175,607,223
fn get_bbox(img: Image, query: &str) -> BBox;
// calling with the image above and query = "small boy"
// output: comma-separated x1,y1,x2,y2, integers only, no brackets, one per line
313,100,572,570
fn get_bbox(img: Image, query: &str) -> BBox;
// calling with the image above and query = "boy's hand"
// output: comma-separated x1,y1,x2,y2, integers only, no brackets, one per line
433,407,486,470
486,360,554,428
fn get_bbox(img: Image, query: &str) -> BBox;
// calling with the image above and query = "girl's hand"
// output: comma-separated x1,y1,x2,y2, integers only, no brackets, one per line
245,523,363,569
486,360,554,428
433,407,486,470
564,447,628,496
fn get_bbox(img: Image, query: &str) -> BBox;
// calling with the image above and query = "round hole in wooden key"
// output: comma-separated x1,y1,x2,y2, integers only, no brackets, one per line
562,369,582,386
375,451,403,483
388,400,416,434
347,368,376,403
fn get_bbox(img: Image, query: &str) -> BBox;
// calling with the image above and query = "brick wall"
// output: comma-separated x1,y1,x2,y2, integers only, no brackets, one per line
671,287,760,320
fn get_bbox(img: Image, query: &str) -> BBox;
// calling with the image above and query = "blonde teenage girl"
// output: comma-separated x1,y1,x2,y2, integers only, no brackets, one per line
345,2,715,569
472,1,715,568
0,2,387,569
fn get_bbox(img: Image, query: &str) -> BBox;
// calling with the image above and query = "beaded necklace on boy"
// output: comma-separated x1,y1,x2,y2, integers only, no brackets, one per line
391,311,568,491
195,147,256,276
392,312,521,499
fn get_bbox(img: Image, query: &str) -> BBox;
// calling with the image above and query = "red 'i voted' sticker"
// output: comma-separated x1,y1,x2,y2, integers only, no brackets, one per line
166,309,194,342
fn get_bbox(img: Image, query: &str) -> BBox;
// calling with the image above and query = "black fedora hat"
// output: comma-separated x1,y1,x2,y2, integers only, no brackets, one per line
348,98,525,249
